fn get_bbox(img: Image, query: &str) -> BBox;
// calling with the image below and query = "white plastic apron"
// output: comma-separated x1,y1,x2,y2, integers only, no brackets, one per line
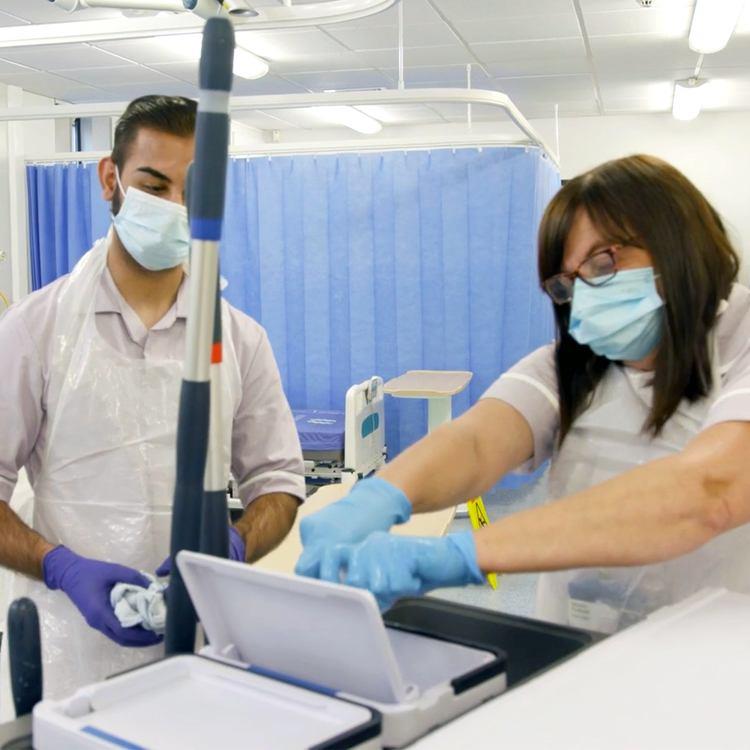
0,238,240,718
535,339,750,634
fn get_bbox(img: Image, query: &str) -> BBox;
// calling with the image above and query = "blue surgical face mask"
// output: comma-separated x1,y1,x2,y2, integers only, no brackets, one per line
111,167,190,271
568,267,664,361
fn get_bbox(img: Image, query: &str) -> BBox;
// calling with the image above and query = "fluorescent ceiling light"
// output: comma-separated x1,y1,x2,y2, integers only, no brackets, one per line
689,0,746,53
233,47,269,79
156,34,269,80
672,79,707,121
312,106,382,135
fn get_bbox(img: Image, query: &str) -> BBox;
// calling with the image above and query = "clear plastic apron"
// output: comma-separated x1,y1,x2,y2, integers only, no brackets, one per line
0,238,240,718
535,340,750,634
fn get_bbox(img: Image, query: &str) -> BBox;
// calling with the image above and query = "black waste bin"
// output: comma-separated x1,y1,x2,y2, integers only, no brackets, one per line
385,597,601,688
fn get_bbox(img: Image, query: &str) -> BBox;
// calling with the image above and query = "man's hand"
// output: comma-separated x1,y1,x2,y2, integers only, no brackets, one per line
155,526,245,577
43,546,162,647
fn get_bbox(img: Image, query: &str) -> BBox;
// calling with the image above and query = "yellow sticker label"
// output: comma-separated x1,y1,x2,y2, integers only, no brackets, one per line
466,497,499,590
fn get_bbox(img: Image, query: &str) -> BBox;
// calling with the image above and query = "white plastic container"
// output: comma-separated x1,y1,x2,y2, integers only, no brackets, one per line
32,654,380,750
178,551,507,748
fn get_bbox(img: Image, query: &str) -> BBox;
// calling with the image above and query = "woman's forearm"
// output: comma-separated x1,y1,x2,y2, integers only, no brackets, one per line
474,440,735,574
379,399,534,514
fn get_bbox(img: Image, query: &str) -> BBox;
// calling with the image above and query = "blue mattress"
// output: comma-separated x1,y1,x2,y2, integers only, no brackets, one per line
293,409,346,453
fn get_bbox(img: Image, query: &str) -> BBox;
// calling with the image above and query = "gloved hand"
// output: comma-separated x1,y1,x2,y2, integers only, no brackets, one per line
318,531,485,611
295,477,412,579
43,546,163,648
155,526,245,577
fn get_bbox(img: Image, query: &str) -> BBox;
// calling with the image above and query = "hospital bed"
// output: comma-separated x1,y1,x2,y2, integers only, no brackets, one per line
293,376,386,487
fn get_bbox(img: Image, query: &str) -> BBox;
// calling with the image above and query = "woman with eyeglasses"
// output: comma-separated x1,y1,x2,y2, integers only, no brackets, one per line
296,154,750,634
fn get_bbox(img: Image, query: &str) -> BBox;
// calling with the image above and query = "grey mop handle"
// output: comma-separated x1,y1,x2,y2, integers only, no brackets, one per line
165,16,234,656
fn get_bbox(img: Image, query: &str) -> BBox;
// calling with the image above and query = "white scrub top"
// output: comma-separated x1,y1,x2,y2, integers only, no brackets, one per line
482,283,750,631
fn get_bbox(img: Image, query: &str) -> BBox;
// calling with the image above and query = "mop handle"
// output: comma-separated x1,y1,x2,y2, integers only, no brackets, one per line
165,16,234,656
201,277,230,559
8,598,42,718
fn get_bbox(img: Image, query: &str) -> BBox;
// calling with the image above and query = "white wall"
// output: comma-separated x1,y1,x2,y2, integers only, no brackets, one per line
530,110,750,283
0,85,64,306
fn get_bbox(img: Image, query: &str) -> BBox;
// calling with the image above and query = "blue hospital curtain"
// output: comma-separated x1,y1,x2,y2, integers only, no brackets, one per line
221,147,559,459
26,147,559,459
26,161,109,290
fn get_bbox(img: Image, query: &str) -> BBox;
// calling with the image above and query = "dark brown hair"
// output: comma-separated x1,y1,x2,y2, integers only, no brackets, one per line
111,95,197,170
538,154,740,443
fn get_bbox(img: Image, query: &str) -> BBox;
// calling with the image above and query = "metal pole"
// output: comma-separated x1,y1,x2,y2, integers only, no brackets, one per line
165,16,234,656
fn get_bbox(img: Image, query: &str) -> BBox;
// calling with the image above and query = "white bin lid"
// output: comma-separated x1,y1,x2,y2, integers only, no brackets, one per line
177,551,411,704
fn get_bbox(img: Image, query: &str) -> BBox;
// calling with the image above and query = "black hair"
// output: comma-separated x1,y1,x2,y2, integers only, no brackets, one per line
111,95,197,170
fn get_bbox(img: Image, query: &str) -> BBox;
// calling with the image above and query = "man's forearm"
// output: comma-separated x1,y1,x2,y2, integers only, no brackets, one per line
0,501,54,579
234,492,300,563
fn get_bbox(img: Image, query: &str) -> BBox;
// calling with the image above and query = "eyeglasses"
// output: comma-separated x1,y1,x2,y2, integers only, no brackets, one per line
543,246,619,305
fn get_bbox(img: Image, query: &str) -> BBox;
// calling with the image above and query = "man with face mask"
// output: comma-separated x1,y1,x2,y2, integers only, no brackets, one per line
297,155,750,635
0,96,304,711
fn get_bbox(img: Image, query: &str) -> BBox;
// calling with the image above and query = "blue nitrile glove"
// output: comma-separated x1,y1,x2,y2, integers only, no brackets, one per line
155,526,245,577
43,546,163,648
295,477,412,579
318,531,485,611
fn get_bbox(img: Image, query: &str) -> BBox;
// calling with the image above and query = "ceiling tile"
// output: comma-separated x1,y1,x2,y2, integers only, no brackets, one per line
359,44,474,69
234,28,348,58
0,0,121,24
270,51,373,75
702,35,750,69
0,58,33,76
492,74,595,103
431,0,574,22
92,39,198,66
147,62,199,86
98,81,196,101
56,65,179,87
395,65,493,87
589,34,699,73
330,0,440,29
0,43,126,70
472,37,586,66
578,0,693,11
0,70,106,102
282,69,393,91
454,14,581,45
485,57,591,77
584,7,692,38
0,11,27,28
231,75,309,96
325,23,457,51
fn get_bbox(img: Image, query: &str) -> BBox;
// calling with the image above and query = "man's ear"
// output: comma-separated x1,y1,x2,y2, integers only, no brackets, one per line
99,156,117,202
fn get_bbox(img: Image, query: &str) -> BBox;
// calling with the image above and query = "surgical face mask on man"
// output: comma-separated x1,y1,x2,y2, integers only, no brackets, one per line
568,267,665,362
111,166,190,271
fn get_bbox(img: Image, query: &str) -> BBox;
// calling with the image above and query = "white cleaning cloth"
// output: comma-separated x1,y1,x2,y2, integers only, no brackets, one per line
111,574,167,634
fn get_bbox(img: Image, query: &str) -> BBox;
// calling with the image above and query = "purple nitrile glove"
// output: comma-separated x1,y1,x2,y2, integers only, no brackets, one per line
43,546,163,648
155,526,245,577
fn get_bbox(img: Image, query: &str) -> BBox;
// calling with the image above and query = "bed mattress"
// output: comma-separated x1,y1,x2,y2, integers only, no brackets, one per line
293,409,346,454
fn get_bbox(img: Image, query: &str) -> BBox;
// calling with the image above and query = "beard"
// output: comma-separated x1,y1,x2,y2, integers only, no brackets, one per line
111,188,122,217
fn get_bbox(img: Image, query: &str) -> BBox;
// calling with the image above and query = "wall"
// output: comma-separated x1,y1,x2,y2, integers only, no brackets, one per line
0,85,65,306
530,110,750,283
